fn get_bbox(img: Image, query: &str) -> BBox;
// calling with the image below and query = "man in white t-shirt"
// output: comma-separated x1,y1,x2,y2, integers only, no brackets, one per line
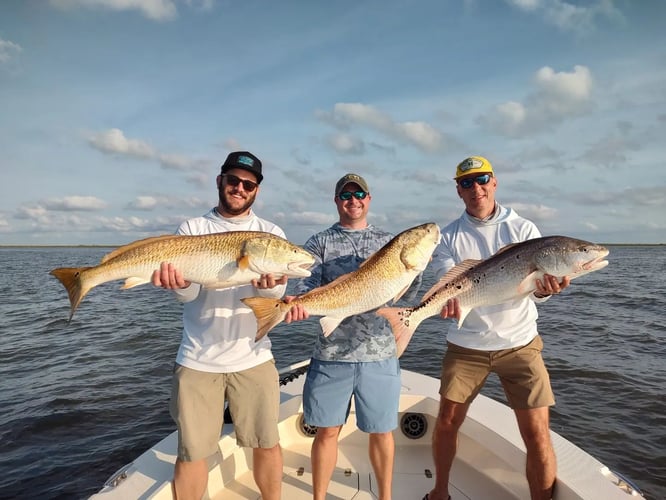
424,156,570,500
152,151,285,500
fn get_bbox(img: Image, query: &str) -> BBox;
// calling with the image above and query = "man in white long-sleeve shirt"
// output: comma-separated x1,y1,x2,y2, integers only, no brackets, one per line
424,156,570,500
152,151,285,500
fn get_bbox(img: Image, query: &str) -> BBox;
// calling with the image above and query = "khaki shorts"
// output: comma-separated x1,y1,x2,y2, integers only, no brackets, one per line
170,360,280,461
440,335,555,409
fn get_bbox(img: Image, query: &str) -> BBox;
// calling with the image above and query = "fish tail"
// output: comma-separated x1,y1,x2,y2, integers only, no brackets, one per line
241,296,289,341
49,267,93,321
376,306,420,358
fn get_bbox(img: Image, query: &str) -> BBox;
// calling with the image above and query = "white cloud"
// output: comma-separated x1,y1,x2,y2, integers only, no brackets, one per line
88,128,155,159
0,38,22,64
43,196,108,211
479,65,594,137
534,65,593,107
505,0,624,34
506,0,541,11
317,103,445,153
158,152,196,170
87,128,207,172
14,205,49,221
326,133,365,155
49,0,178,22
507,202,559,223
126,195,208,211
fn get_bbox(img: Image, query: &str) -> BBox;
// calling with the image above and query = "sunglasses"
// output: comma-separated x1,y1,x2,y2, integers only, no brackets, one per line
458,174,492,189
338,190,368,201
223,174,258,192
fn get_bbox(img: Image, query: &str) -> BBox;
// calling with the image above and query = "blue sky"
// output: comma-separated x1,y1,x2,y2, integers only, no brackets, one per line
1,0,665,246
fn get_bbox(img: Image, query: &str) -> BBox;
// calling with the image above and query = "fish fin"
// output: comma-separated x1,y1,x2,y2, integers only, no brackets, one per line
320,316,344,337
240,236,275,273
376,306,419,358
50,266,94,321
237,255,251,271
357,254,374,268
422,259,479,301
456,307,472,328
493,242,521,255
121,277,150,289
517,271,541,295
100,234,180,264
241,296,288,340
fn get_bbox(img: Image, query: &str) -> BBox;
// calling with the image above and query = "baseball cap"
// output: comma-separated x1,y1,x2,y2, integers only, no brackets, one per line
335,173,370,197
454,156,494,180
221,151,263,183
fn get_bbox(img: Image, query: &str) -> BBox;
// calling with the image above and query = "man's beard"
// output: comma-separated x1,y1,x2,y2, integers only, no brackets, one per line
218,188,256,216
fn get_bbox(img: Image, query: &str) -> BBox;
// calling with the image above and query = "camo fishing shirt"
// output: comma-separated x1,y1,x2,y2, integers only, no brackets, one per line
294,223,421,362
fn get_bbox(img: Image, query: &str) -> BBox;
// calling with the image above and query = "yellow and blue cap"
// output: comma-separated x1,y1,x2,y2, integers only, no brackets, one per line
454,156,494,180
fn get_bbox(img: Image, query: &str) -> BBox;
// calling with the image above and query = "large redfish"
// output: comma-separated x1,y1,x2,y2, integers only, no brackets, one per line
241,223,441,340
377,235,609,357
50,231,315,321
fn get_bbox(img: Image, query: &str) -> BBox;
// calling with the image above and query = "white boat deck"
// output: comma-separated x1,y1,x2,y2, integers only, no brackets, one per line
91,367,643,500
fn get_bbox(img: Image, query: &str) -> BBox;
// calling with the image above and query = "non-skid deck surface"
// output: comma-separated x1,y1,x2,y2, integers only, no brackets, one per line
211,440,436,499
209,439,521,500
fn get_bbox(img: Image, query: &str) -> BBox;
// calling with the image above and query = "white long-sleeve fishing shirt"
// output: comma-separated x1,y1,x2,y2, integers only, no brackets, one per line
171,208,287,372
431,203,548,350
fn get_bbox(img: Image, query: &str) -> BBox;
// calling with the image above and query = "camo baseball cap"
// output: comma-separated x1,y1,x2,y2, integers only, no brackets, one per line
335,173,370,196
221,151,263,183
454,156,494,180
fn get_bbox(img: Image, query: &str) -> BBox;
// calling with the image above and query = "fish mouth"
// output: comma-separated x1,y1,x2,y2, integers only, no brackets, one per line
582,256,609,271
288,262,314,276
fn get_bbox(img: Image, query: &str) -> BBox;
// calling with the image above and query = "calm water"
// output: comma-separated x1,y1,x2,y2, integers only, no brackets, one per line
0,245,664,499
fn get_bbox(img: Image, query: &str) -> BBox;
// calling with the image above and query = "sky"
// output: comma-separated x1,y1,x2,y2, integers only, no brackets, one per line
1,0,665,246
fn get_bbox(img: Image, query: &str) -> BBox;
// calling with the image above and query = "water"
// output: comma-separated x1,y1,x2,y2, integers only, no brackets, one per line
0,245,664,499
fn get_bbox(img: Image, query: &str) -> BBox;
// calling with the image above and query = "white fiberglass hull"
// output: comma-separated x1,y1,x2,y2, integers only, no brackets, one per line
92,360,643,499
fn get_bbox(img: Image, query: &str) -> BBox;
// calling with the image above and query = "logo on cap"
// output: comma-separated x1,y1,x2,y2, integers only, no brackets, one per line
237,155,254,167
459,157,483,172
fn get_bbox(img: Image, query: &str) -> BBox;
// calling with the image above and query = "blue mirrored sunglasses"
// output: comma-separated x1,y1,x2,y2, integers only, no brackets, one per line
338,190,368,201
458,174,492,189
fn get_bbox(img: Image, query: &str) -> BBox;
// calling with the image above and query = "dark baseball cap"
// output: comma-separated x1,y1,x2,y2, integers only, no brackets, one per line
335,173,370,196
221,151,263,183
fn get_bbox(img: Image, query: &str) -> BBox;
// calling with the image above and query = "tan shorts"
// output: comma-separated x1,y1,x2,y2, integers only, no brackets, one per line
440,335,555,409
169,360,280,461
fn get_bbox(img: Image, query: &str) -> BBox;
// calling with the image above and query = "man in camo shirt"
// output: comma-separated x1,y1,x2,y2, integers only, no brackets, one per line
286,173,420,500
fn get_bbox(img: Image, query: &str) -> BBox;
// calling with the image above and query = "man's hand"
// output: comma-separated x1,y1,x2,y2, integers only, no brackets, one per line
284,295,309,323
439,298,461,320
251,274,288,289
151,262,191,289
534,274,571,298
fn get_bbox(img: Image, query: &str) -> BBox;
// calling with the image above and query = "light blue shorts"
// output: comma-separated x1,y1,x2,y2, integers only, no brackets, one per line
303,358,401,433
